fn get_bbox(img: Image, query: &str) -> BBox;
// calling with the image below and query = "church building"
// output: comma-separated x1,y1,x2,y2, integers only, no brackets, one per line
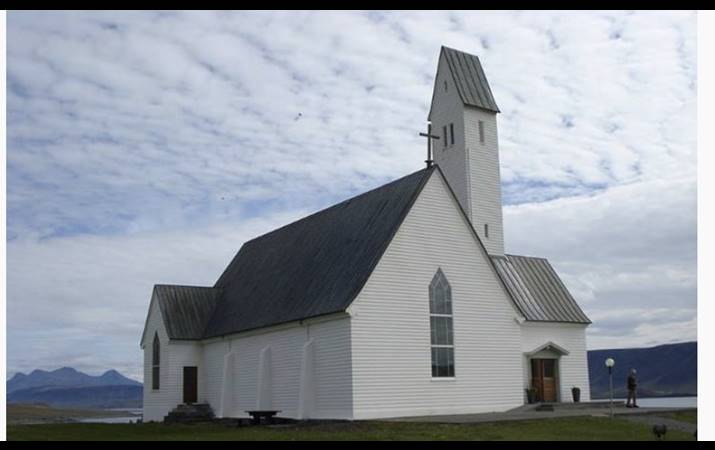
140,46,592,422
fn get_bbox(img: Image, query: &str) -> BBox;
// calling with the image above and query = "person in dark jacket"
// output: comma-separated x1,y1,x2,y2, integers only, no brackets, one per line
626,368,639,408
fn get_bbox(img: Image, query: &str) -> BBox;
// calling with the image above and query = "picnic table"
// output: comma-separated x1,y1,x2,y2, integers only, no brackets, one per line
245,410,282,425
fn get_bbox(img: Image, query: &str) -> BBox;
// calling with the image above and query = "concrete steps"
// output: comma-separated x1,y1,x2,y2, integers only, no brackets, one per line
164,403,215,423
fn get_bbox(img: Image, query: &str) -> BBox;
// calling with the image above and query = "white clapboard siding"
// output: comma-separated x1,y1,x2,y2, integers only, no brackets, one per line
463,106,504,255
520,322,591,402
430,50,505,256
200,316,353,420
431,51,470,220
310,317,353,418
141,300,202,422
349,170,524,419
201,339,229,409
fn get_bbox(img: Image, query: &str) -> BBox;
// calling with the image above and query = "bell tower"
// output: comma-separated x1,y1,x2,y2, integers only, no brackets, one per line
428,46,504,255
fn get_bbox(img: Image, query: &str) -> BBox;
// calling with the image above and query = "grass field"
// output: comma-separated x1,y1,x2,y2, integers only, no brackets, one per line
662,410,698,425
7,416,697,441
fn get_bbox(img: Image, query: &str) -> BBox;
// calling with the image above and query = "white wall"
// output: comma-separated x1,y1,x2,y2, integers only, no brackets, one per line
520,322,591,403
141,299,202,422
349,171,524,419
431,51,469,221
201,316,353,420
430,52,505,256
463,106,504,255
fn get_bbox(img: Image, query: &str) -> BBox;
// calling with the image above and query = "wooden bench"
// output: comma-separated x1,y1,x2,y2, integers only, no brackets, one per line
245,410,282,425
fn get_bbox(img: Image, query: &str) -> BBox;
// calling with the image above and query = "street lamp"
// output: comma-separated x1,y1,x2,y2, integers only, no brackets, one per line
605,357,615,418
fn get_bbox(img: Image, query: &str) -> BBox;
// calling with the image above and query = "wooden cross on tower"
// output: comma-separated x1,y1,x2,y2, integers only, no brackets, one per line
419,122,440,168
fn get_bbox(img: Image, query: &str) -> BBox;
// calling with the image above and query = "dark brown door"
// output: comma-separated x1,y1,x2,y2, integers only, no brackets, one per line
183,366,198,404
531,359,557,402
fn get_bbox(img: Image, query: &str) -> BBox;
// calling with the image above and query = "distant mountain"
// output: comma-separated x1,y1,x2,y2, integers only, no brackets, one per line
8,385,142,409
588,341,697,399
7,367,141,394
7,367,142,409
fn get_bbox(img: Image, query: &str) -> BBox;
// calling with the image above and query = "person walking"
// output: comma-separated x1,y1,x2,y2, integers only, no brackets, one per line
626,368,639,408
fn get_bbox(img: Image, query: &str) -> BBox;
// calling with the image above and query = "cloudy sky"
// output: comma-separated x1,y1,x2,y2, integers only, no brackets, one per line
7,11,696,380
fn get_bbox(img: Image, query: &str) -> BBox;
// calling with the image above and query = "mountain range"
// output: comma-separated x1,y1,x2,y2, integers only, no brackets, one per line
7,367,142,409
587,341,697,399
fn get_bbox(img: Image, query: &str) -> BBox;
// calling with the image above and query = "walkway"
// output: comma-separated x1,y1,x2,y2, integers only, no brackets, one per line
387,402,696,425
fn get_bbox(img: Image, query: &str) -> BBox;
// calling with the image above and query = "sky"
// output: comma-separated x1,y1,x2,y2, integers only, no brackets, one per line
6,10,696,381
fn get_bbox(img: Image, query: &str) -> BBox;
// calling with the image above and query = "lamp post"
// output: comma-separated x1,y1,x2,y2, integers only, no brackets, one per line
605,358,615,418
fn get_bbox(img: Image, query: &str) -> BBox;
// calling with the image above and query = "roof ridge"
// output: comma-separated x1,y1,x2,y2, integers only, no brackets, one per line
154,284,220,290
243,167,433,246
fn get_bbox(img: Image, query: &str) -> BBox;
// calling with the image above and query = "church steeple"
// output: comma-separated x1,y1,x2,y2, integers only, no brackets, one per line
428,46,504,255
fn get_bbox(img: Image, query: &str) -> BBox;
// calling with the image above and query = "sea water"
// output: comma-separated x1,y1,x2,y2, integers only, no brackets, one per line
77,408,142,424
614,396,697,408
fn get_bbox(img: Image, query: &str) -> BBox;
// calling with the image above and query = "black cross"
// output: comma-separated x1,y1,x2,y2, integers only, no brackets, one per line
419,123,440,168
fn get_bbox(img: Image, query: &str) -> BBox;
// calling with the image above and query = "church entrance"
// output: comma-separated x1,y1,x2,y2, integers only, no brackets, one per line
531,359,557,402
183,366,198,404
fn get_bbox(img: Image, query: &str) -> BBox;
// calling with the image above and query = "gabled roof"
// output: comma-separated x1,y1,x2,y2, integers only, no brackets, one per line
203,167,436,338
525,341,571,356
440,46,500,113
144,166,590,342
491,254,591,324
153,285,221,339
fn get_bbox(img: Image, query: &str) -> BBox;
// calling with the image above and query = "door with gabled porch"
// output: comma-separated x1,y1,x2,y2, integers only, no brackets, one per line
531,358,557,402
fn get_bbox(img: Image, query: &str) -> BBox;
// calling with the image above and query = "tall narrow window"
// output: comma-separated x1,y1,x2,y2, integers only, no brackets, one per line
484,223,489,238
152,333,160,390
429,269,455,377
443,80,448,92
450,123,455,145
442,125,448,148
478,120,485,144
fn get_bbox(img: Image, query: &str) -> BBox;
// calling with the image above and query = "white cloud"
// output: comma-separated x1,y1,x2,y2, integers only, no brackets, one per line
7,207,309,379
505,176,697,348
6,11,696,376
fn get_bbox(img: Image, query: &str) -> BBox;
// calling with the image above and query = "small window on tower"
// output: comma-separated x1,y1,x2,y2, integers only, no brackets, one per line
479,120,485,144
444,80,448,92
450,123,455,145
484,224,489,238
443,126,448,148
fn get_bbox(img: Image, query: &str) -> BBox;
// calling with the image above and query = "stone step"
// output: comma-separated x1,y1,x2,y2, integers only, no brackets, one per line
164,403,215,423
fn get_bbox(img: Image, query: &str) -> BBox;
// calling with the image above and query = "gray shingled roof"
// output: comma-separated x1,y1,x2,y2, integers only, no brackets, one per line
491,255,591,324
153,285,221,339
442,46,500,113
203,167,435,338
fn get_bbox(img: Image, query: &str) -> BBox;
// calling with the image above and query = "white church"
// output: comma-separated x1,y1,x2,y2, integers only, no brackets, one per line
141,46,592,422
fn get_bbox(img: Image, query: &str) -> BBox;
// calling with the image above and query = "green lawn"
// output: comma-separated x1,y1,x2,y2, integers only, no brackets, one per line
7,416,696,441
661,410,698,425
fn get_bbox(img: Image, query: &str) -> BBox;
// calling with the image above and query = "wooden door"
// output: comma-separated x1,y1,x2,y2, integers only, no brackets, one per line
183,366,198,404
531,359,557,402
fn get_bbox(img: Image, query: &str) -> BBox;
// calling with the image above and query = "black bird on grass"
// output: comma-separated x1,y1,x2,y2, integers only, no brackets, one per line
652,424,667,440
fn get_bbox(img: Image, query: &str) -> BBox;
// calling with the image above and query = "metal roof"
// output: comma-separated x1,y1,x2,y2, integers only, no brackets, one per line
202,167,435,338
153,285,221,339
491,255,591,324
442,46,500,113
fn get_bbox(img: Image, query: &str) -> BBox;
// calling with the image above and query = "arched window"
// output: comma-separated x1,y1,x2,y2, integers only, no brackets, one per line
429,269,455,377
152,333,160,390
